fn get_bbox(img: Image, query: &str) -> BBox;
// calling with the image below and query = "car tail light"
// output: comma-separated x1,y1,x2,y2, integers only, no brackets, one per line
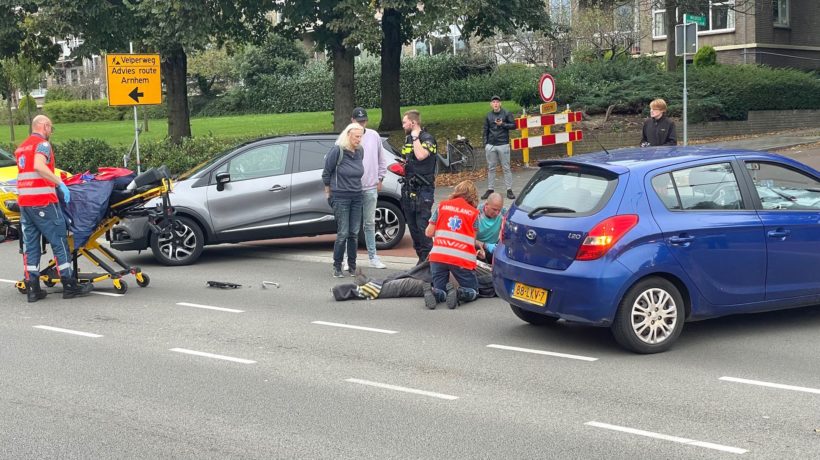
388,163,405,176
499,217,506,244
575,214,638,261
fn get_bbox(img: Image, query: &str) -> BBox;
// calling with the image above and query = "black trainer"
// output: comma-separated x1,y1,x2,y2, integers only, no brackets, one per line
481,189,494,200
423,284,437,310
507,189,516,200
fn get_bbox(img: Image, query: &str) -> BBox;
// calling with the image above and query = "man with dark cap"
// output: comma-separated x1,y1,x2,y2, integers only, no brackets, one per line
482,95,516,200
347,107,388,269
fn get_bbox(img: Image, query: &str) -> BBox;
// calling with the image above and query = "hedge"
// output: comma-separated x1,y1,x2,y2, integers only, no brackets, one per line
44,100,130,123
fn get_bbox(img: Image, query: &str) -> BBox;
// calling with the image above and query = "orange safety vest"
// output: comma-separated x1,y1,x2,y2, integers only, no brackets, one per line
15,134,57,207
428,197,478,270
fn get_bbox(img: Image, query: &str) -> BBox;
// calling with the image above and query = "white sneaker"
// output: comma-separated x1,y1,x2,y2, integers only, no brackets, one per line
369,256,387,269
342,257,349,272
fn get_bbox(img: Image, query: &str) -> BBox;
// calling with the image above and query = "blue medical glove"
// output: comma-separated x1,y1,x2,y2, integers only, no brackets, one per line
485,243,496,254
58,183,70,204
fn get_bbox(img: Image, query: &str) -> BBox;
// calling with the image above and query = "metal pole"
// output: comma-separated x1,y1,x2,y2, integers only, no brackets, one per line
130,41,141,174
682,24,688,147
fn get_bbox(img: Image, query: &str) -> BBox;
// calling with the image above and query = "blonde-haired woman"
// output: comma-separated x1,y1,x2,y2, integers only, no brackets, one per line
423,180,480,309
322,123,365,277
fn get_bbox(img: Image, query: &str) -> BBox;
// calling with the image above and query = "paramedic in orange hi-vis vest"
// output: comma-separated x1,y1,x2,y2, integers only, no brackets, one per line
15,115,93,302
423,180,481,310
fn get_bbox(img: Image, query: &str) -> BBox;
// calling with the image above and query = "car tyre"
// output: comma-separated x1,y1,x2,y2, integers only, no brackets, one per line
150,216,204,266
374,200,405,250
611,277,685,354
509,304,560,326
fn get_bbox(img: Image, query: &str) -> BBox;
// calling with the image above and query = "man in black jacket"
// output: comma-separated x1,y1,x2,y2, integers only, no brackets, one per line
482,96,516,200
641,98,677,147
400,110,437,264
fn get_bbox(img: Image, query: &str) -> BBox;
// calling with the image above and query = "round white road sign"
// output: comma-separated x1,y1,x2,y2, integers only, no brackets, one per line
539,73,556,102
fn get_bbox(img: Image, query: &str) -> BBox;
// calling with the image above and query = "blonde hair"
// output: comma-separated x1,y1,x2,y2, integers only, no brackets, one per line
650,98,668,112
449,180,478,207
335,122,365,152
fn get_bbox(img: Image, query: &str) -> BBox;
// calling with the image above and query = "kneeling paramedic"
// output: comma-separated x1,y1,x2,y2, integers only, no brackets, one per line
424,180,480,309
16,115,93,302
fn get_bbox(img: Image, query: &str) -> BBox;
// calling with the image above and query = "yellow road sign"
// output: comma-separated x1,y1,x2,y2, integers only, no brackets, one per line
106,53,162,106
540,102,557,114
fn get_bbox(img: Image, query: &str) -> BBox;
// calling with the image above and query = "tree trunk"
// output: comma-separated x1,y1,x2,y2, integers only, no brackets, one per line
162,46,191,144
378,8,402,132
665,0,678,72
6,98,14,143
331,42,355,132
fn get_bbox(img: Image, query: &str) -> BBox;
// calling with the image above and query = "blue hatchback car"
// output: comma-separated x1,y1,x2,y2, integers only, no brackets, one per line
493,147,820,353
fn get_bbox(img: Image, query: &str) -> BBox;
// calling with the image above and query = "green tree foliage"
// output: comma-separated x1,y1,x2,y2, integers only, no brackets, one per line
8,56,41,131
238,34,309,85
187,46,242,98
43,0,275,144
693,45,717,67
0,58,16,141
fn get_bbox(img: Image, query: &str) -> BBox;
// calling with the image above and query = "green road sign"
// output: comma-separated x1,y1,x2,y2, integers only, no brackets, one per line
684,14,707,27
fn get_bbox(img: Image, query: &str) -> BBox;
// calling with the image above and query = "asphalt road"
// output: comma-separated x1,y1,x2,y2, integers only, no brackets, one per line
1,237,819,459
2,142,820,458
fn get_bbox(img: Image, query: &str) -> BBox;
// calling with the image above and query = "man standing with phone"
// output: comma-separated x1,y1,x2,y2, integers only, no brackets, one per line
482,95,516,201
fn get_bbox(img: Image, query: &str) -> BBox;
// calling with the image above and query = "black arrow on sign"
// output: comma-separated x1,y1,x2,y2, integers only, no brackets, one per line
128,87,144,103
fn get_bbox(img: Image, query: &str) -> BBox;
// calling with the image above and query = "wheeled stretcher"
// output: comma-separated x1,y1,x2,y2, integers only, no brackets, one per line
0,166,175,295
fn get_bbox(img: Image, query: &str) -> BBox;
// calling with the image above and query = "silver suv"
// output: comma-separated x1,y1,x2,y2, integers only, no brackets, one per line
110,134,406,265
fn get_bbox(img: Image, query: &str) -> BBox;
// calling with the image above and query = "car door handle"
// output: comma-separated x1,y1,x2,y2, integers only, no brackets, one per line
668,235,694,246
268,185,287,192
767,229,791,238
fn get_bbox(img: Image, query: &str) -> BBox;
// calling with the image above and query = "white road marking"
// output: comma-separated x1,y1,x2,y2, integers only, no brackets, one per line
585,421,747,454
176,302,244,313
719,376,820,395
92,291,124,297
312,321,397,334
169,348,255,364
345,378,458,400
487,344,598,362
0,278,17,283
33,325,103,338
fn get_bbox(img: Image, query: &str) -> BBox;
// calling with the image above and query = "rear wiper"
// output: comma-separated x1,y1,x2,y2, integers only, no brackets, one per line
528,206,576,218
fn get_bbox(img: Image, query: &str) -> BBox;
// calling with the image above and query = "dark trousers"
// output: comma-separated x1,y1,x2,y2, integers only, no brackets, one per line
331,194,363,270
430,261,478,303
20,204,73,279
401,185,434,261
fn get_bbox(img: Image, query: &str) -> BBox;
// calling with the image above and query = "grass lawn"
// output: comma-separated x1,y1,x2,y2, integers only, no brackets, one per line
0,101,522,148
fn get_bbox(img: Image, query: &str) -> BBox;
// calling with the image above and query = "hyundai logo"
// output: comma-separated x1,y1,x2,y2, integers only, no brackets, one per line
526,229,537,241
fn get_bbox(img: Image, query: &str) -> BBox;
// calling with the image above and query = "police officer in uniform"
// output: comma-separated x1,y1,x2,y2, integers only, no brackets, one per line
400,110,437,264
16,115,93,302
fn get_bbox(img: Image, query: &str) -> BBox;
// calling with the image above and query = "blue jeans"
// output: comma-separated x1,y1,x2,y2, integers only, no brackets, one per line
332,194,363,270
430,261,478,303
362,188,378,259
20,204,73,279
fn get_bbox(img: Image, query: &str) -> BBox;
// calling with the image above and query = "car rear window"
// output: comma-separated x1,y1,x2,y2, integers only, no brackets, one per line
518,165,618,216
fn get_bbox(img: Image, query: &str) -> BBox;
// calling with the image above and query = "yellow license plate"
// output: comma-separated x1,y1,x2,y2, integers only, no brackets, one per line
511,282,549,306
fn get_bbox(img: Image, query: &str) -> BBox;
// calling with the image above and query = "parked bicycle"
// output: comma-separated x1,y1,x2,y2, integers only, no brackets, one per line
437,135,476,173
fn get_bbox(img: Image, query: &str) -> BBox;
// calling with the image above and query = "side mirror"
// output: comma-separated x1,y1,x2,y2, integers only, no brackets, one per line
215,172,231,191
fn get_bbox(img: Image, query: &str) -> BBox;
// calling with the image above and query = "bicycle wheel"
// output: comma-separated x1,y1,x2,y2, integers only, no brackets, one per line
461,144,476,171
444,143,459,173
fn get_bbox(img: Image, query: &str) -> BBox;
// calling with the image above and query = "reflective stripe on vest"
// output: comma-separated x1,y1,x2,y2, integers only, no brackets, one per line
15,134,57,207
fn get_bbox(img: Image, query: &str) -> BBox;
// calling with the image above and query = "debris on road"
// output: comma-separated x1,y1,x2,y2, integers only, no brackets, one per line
206,280,242,289
261,281,280,289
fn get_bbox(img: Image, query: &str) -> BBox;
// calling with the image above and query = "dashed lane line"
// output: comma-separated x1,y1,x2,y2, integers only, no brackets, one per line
169,348,256,364
176,302,244,313
312,321,397,334
345,378,458,400
487,344,598,362
33,325,103,338
719,376,820,395
585,421,747,455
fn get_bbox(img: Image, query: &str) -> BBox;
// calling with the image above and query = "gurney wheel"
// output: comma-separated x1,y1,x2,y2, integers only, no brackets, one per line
136,274,150,288
17,282,27,295
113,279,128,294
